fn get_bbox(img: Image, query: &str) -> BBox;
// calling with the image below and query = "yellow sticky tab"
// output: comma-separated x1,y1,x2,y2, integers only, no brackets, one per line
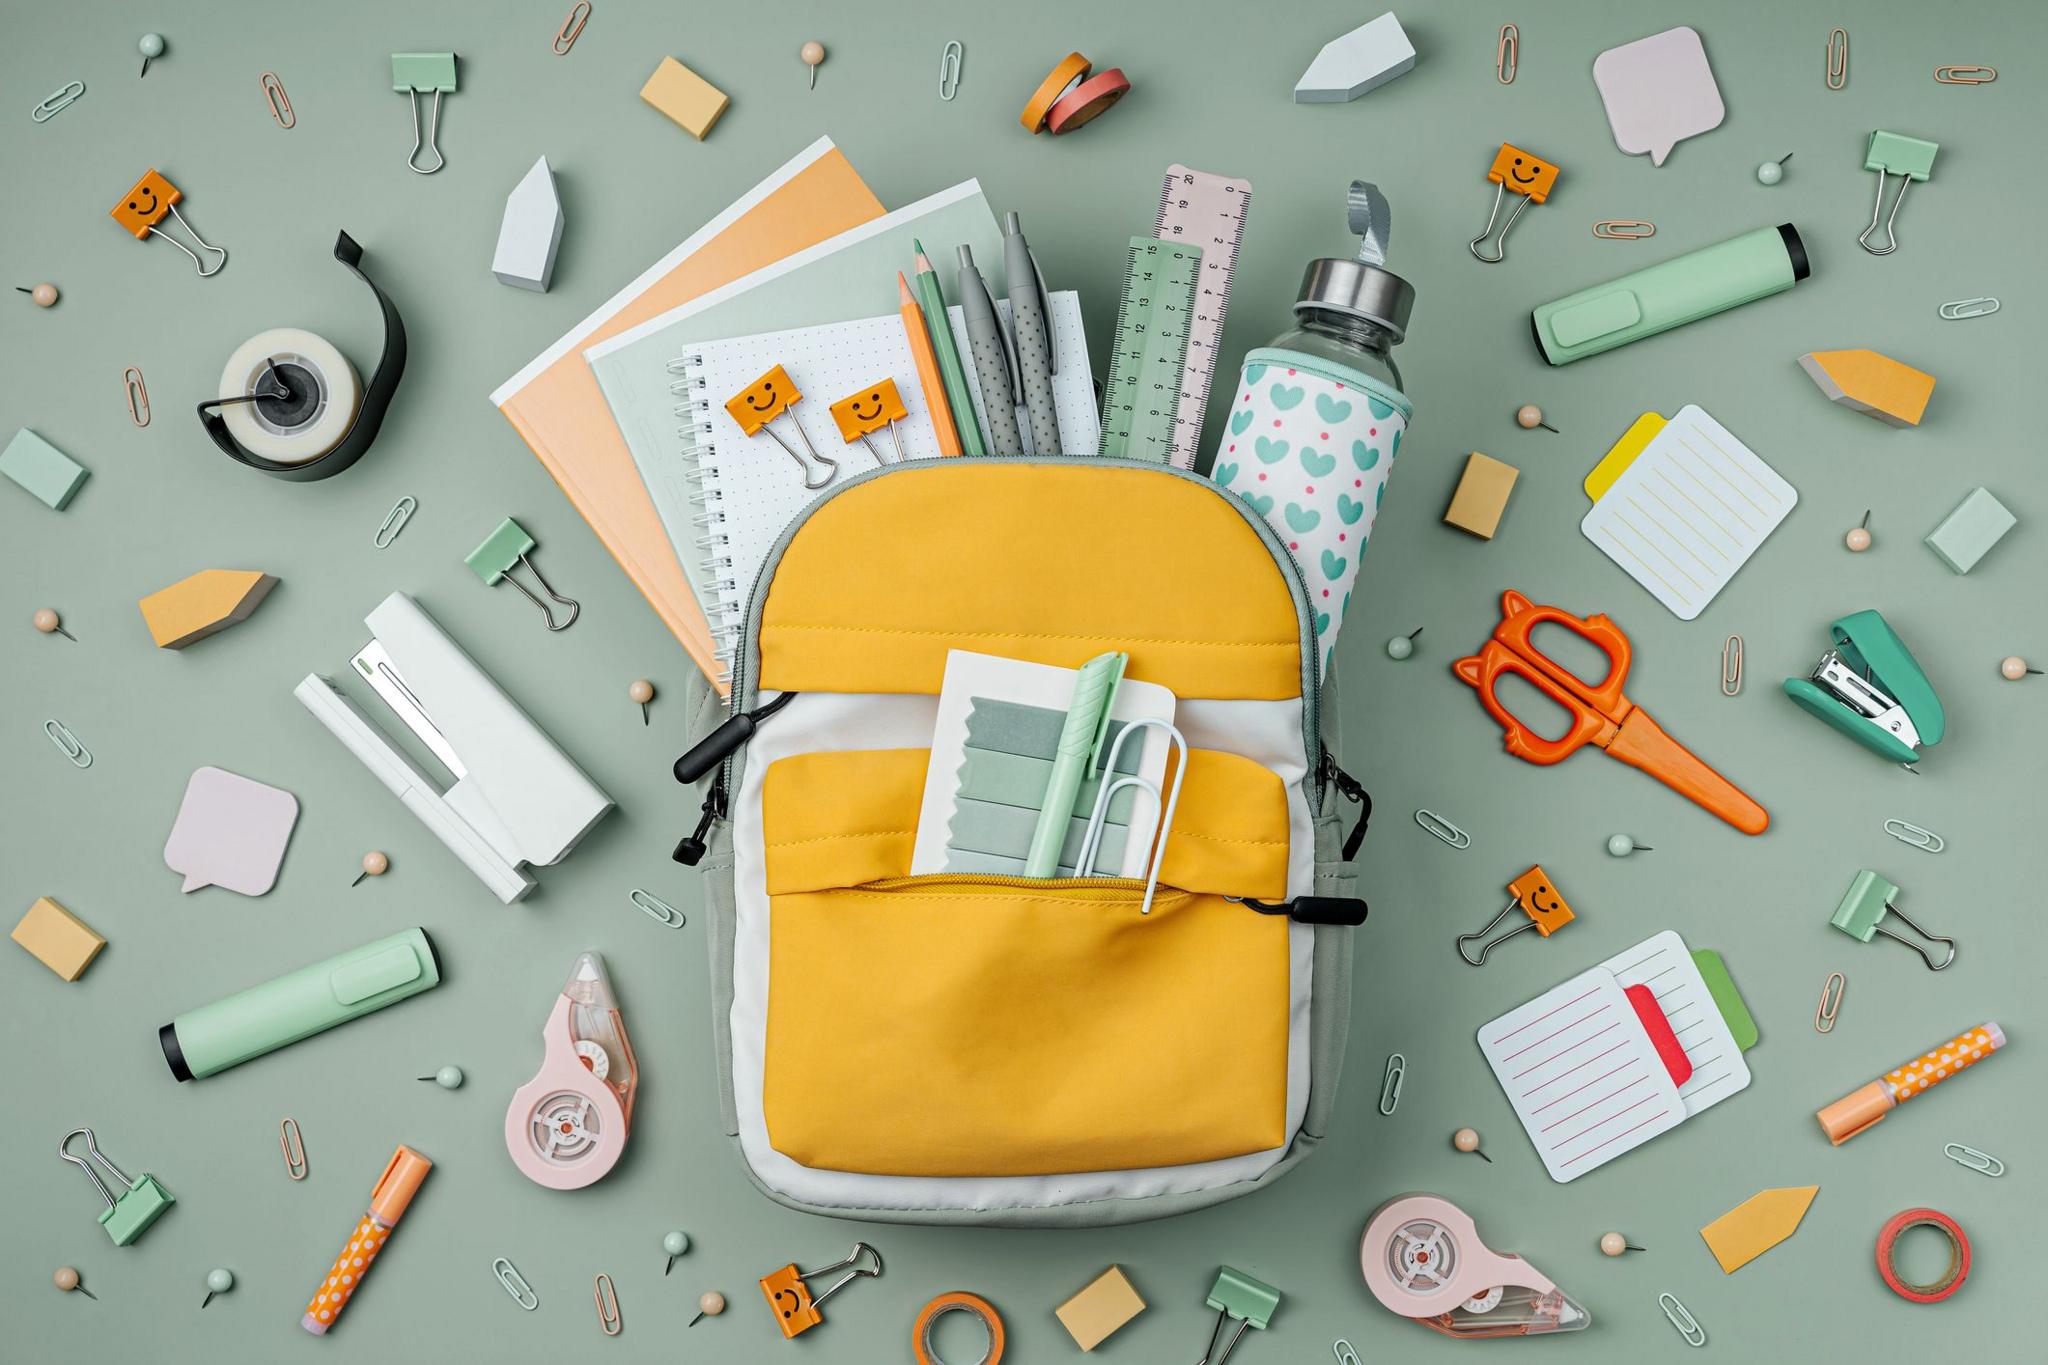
1699,1185,1818,1273
1584,411,1666,501
726,365,800,435
829,378,908,442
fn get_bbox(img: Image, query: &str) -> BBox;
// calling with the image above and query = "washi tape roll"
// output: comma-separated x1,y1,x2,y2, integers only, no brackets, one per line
1021,52,1091,132
913,1291,1004,1365
1876,1207,1970,1303
1047,68,1130,134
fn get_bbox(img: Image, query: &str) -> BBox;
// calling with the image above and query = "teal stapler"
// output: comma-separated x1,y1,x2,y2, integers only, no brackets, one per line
1783,610,1943,766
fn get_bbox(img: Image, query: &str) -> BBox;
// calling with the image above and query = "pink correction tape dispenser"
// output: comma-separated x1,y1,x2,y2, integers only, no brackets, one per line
1361,1194,1590,1339
505,952,638,1189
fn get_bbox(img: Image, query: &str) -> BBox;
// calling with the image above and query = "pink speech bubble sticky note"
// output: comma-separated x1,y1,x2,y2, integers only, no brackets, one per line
163,766,300,895
1593,26,1725,167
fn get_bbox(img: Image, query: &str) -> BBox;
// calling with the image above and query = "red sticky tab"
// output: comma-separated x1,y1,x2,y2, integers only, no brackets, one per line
1625,983,1694,1088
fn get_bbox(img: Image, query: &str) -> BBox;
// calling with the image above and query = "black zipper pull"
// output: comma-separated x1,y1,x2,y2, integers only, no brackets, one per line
1323,748,1372,859
673,691,799,785
672,771,727,867
1232,895,1369,926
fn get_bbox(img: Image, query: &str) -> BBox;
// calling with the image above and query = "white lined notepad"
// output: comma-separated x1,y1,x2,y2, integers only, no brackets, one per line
1602,930,1751,1117
1581,405,1796,620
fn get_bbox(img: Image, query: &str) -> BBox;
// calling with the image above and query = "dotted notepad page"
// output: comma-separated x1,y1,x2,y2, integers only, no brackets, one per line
679,292,1096,651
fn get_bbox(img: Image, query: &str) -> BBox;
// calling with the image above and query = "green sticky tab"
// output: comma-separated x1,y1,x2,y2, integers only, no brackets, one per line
392,52,458,92
1830,869,1898,943
1866,130,1938,180
466,517,535,585
1,427,89,510
1691,949,1759,1051
1924,486,2015,575
101,1174,175,1247
1206,1267,1280,1331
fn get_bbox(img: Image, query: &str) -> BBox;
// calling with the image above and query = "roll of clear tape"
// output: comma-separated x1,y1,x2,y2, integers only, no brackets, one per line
217,327,362,465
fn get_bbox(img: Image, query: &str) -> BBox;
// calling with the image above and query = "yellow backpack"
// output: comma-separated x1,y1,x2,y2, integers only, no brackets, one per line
674,459,1369,1225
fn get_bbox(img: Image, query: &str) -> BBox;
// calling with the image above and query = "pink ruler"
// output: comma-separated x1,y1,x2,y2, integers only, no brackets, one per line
1155,165,1251,469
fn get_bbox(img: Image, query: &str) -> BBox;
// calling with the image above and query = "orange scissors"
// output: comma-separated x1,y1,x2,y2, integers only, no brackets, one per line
1453,590,1768,834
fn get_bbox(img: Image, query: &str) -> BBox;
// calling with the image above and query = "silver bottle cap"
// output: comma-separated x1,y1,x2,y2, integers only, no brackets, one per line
1294,259,1414,342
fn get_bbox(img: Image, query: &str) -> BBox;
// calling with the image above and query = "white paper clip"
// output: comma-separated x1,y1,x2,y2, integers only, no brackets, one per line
1938,296,1999,320
45,719,91,768
1378,1053,1405,1115
629,888,685,929
1943,1142,2004,1177
1334,1340,1363,1365
1077,718,1187,916
374,496,417,548
494,1257,539,1309
33,80,84,123
1415,809,1471,849
1659,1292,1705,1347
1722,634,1743,696
1884,818,1945,853
938,40,963,100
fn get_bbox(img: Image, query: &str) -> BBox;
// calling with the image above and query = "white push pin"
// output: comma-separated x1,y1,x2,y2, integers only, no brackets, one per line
1385,627,1423,660
1452,1127,1492,1163
663,1230,690,1275
1606,834,1653,856
1515,403,1558,433
2001,656,2042,680
33,608,75,640
351,850,389,886
1846,510,1872,552
1599,1232,1645,1256
138,33,166,77
689,1290,726,1326
629,679,656,725
420,1064,464,1089
200,1268,233,1308
800,41,826,89
1756,152,1793,185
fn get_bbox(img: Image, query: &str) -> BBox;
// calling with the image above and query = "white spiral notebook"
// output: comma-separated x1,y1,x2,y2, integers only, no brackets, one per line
672,291,1098,667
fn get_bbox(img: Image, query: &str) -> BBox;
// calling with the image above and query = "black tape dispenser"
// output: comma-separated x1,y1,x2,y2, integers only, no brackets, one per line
196,231,407,481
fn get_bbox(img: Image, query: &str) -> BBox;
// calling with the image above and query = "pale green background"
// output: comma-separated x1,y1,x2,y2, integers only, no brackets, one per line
3,1,2038,1360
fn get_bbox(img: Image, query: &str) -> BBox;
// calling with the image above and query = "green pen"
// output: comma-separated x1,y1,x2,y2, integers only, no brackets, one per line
1024,651,1126,877
912,239,987,456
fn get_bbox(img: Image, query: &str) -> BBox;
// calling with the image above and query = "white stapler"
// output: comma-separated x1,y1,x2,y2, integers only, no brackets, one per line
295,592,613,903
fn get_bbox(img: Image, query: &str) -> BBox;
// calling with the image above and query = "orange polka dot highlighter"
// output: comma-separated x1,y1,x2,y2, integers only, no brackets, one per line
301,1145,432,1334
1816,1023,2004,1146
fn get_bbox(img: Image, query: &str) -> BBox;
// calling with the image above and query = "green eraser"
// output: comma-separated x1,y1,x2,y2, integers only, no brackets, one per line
1692,949,1759,1051
391,52,458,92
466,517,535,585
1,428,89,510
1924,486,2015,574
1866,130,1939,180
1206,1267,1280,1331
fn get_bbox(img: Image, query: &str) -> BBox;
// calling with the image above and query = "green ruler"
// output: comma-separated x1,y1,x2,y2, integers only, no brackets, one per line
1098,236,1203,462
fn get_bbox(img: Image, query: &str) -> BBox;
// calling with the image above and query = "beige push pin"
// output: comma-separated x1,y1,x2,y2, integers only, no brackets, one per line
54,1266,97,1300
33,608,75,640
2000,656,2041,680
689,1290,726,1326
351,851,389,887
1599,1233,1645,1256
1846,511,1872,552
18,283,59,307
629,679,656,724
800,41,826,88
1452,1127,1492,1163
1515,404,1558,432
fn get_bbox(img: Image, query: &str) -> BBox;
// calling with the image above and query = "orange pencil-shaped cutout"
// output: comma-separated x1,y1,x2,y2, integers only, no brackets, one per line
899,273,962,456
302,1146,432,1334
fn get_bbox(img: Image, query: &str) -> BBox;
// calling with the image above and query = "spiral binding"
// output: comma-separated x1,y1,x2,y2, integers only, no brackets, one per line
669,354,741,678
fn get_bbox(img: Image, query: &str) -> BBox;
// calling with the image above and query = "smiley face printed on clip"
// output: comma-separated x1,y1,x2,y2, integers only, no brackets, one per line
829,377,909,442
1487,144,1560,204
725,364,802,434
111,169,180,236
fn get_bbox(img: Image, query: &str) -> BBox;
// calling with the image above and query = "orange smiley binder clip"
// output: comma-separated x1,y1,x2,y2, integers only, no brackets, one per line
1454,590,1768,834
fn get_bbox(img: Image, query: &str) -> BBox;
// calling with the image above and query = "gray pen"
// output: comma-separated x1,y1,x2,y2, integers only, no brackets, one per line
1002,211,1064,455
956,246,1025,455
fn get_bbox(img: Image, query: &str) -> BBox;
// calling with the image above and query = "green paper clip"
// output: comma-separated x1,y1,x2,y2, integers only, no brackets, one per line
467,517,581,631
1195,1266,1280,1365
60,1128,175,1247
1829,869,1956,971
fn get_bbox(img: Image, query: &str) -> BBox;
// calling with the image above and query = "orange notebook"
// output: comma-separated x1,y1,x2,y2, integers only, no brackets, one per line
491,138,884,694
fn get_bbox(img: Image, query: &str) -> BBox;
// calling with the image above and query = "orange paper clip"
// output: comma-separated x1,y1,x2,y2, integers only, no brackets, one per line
594,1274,621,1336
554,2,591,55
123,367,151,427
1593,219,1655,239
261,72,295,127
1454,590,1769,833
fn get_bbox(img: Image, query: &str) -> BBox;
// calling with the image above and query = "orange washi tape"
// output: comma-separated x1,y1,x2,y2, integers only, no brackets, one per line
1876,1207,1970,1303
1047,68,1129,134
913,1291,1004,1365
1021,52,1091,132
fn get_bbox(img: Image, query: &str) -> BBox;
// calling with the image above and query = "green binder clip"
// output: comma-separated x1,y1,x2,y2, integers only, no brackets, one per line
391,52,458,174
1783,610,1943,767
1829,869,1957,971
1859,130,1938,255
1195,1266,1280,1365
60,1128,175,1246
467,516,581,631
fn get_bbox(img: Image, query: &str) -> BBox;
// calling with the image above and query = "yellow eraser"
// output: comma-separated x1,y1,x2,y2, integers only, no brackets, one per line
1056,1265,1146,1351
1444,451,1520,539
137,568,277,650
12,897,106,982
641,57,729,140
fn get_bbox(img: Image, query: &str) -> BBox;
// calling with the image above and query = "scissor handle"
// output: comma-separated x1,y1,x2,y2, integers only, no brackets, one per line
1454,641,1612,766
1488,590,1633,720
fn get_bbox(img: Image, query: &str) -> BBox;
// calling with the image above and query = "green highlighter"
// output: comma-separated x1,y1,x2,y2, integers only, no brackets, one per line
1023,652,1126,877
160,927,442,1081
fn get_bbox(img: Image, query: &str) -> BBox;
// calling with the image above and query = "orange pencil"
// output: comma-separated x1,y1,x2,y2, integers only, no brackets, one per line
899,272,962,456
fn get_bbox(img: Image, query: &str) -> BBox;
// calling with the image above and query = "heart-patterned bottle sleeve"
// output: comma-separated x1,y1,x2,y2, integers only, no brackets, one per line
1210,347,1410,680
